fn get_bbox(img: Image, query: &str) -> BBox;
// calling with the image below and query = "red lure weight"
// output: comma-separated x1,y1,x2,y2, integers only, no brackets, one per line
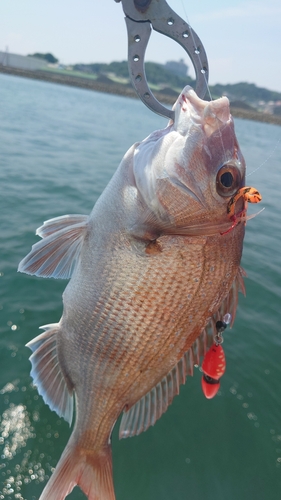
201,343,226,399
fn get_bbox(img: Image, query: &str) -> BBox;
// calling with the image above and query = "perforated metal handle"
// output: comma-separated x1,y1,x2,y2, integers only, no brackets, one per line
124,0,209,119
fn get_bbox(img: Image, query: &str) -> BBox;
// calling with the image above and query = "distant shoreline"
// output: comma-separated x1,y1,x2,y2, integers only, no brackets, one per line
1,65,281,126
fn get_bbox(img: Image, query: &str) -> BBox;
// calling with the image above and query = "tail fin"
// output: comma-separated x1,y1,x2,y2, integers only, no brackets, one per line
39,437,115,500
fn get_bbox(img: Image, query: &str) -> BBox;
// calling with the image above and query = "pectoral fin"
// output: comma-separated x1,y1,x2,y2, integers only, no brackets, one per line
18,214,88,279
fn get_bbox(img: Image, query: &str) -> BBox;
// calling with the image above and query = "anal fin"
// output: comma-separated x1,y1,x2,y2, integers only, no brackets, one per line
27,324,74,425
119,267,246,439
119,333,210,439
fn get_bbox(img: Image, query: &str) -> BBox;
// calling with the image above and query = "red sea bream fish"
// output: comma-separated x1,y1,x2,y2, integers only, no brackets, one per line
19,86,253,499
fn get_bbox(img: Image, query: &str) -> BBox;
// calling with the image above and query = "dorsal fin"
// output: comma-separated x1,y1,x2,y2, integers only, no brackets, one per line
26,323,74,425
119,267,246,439
18,214,88,279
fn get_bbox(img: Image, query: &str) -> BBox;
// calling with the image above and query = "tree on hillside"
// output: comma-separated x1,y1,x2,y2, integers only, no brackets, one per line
28,53,58,64
145,62,192,88
210,82,281,103
73,60,193,88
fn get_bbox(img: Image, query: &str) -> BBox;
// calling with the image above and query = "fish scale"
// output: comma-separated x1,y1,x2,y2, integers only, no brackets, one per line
65,229,242,427
55,235,240,488
18,86,249,500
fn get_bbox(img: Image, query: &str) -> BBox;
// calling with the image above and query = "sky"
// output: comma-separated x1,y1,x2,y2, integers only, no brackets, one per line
1,0,281,92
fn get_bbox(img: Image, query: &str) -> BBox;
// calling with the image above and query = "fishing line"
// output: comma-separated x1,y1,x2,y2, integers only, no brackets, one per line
180,1,280,181
180,0,212,102
180,0,228,162
246,137,280,178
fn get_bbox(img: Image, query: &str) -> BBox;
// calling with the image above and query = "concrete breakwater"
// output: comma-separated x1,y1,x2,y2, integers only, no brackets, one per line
1,65,280,126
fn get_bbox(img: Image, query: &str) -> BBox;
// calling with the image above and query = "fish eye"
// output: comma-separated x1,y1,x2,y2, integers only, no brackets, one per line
216,163,241,197
220,171,233,187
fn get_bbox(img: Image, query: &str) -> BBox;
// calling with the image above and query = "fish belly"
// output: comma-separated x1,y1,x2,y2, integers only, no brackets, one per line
59,225,243,444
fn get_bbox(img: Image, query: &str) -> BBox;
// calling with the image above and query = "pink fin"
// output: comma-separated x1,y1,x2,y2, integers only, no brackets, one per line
36,214,89,239
119,328,213,439
119,267,246,439
38,439,115,500
18,214,88,279
26,324,74,425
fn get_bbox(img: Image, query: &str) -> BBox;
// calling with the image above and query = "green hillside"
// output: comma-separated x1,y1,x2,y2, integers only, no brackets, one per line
73,61,281,107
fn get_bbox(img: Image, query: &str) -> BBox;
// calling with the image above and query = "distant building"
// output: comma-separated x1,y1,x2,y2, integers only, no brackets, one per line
165,59,188,77
0,50,48,71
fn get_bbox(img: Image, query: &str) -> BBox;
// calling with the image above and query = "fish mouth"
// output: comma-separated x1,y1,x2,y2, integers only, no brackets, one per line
173,86,231,137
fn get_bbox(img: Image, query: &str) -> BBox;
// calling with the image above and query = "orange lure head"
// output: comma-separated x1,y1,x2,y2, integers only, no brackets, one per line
220,186,262,235
227,186,262,218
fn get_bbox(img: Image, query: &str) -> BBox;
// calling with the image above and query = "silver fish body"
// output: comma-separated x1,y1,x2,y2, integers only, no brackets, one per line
19,86,247,500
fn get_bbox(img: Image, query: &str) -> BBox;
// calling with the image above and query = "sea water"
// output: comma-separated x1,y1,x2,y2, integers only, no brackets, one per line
0,73,281,500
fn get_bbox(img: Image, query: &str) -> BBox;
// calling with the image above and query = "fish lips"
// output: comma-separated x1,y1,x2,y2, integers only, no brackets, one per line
172,85,232,137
